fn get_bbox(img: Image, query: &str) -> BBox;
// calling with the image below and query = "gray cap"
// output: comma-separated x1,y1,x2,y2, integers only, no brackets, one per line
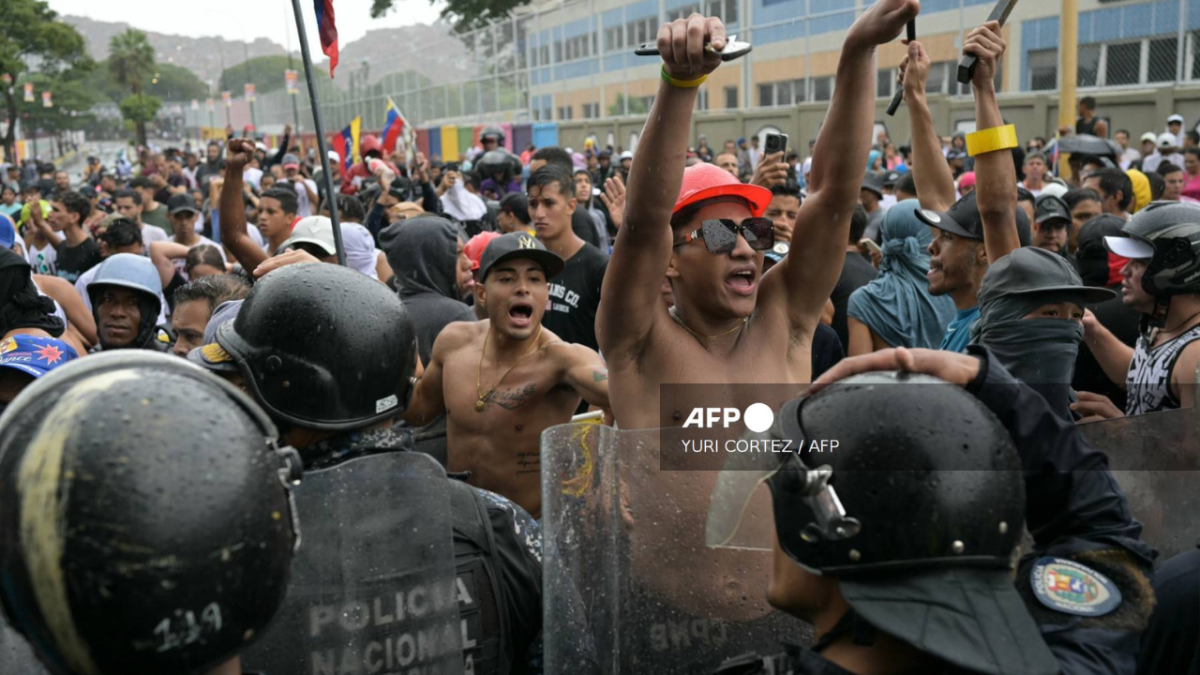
186,300,244,372
1034,195,1071,226
861,171,884,197
979,247,1115,307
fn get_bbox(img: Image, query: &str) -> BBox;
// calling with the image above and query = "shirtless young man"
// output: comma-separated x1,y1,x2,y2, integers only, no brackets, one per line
404,232,610,518
599,5,918,430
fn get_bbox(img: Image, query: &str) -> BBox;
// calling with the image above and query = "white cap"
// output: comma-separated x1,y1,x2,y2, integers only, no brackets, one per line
1141,131,1159,143
327,150,340,162
1040,182,1069,199
255,141,267,152
619,151,633,160
280,216,336,256
1168,114,1185,124
1105,235,1154,260
1157,132,1178,148
340,222,379,279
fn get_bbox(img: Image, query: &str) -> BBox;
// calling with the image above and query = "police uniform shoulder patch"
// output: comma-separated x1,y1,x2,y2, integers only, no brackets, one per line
1031,556,1123,617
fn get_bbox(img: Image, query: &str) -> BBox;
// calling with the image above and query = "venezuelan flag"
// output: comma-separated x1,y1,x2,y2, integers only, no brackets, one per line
382,97,406,154
314,0,339,77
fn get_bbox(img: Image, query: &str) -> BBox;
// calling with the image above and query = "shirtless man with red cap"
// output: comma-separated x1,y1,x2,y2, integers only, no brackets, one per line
599,4,918,430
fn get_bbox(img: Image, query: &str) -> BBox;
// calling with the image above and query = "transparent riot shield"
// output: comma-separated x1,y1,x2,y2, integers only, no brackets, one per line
1080,404,1200,561
542,423,811,675
0,618,47,675
242,451,462,675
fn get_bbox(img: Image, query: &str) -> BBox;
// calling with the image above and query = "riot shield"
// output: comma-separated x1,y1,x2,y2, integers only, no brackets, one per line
0,618,47,675
242,451,462,675
542,423,811,675
1080,405,1200,561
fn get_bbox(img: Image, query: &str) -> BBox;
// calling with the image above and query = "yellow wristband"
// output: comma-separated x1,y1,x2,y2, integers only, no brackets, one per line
966,124,1019,157
661,67,707,88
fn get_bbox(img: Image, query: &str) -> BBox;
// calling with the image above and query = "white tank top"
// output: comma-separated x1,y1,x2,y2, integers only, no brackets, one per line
1125,323,1200,415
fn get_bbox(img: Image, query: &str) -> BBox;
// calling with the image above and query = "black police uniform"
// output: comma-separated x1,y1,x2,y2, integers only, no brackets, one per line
717,347,1154,675
305,426,545,675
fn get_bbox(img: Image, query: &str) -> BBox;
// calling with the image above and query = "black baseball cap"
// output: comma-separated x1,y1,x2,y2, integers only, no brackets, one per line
1034,195,1071,227
477,232,564,282
978,247,1115,307
947,150,967,161
862,172,884,198
167,193,198,215
915,192,1033,247
882,171,902,188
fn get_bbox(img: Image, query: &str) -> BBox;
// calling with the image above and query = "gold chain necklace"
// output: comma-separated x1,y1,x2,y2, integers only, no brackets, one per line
670,307,749,340
476,323,543,412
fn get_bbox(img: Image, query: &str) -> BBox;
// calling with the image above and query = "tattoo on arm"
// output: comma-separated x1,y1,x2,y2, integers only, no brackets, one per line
484,384,537,411
592,369,608,382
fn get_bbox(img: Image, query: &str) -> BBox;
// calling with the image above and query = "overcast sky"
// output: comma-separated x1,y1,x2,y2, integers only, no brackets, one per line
47,0,447,52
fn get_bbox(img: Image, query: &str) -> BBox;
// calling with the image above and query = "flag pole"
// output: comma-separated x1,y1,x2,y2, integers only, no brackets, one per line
290,0,345,266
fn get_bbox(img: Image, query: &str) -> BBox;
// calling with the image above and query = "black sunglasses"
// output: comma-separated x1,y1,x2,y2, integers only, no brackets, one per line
674,218,775,254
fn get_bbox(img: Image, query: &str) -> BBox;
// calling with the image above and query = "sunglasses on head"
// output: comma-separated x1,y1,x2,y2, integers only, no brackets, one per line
674,218,775,254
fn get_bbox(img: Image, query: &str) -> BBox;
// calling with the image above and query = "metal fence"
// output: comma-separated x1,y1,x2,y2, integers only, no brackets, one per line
178,0,1200,135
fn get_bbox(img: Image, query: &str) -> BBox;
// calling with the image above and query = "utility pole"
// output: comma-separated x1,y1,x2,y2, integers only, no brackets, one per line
1057,0,1078,178
243,41,258,133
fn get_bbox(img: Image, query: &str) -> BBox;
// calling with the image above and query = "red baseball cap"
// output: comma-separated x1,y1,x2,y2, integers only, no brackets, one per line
672,163,771,217
464,231,502,270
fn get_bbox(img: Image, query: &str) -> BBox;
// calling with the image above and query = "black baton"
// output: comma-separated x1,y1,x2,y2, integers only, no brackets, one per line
885,21,917,116
956,0,1020,84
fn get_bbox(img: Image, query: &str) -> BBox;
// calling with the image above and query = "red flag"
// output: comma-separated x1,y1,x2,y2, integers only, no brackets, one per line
314,0,339,77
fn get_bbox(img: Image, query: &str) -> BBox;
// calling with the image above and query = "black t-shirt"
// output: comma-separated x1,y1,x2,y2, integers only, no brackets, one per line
1073,292,1141,410
830,252,878,351
55,237,101,284
541,242,607,352
1137,548,1200,675
572,206,600,249
811,323,845,379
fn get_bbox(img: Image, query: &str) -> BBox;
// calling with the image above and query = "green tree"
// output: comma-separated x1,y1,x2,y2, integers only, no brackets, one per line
609,94,647,117
17,71,99,156
218,55,300,98
109,29,157,146
147,63,210,101
0,0,93,162
118,93,162,142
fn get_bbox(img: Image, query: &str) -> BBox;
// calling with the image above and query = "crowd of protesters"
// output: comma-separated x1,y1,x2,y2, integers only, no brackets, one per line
2,4,1200,675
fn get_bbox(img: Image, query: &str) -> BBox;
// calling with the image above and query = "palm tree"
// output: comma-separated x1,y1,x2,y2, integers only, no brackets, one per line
109,30,155,146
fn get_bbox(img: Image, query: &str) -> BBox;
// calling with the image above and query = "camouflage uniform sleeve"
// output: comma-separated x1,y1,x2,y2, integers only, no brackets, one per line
475,489,543,675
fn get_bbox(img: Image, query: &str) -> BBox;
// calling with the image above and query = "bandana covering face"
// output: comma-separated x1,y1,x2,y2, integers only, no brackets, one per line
973,292,1085,420
846,201,957,349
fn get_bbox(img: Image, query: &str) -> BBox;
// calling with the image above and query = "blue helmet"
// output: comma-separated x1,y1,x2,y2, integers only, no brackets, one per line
86,254,163,350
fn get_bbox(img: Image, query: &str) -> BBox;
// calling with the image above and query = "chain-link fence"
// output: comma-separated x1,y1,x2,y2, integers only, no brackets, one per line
179,0,1200,135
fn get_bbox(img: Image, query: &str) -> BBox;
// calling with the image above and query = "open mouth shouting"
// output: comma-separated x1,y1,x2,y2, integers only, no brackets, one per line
725,265,757,296
508,300,535,328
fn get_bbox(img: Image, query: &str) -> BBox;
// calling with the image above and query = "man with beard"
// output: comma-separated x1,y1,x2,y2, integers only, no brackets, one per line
404,232,610,518
85,253,169,352
1032,195,1073,257
599,3,918,431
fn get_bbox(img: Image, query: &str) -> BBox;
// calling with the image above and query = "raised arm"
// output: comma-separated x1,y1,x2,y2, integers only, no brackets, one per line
769,0,919,326
965,22,1021,262
219,139,268,272
149,240,190,288
900,40,956,211
33,274,97,346
596,14,726,361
